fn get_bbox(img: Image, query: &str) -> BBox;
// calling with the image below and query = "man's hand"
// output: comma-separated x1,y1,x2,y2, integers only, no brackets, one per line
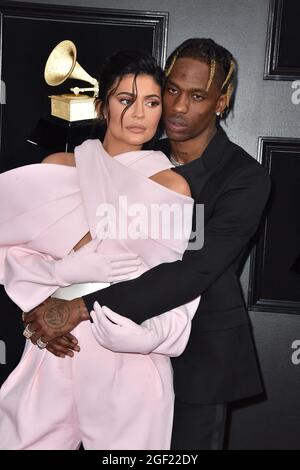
23,297,90,345
46,332,81,358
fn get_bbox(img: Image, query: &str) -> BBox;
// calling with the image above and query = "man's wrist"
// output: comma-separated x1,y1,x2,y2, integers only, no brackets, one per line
71,297,91,322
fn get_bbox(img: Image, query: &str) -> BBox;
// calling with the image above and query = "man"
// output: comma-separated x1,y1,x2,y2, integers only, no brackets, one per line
23,38,271,449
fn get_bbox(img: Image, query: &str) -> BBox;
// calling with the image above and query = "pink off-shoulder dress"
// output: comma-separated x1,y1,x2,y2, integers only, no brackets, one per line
0,140,200,450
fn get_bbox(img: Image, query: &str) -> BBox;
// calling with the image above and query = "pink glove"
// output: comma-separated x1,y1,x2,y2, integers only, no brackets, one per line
90,303,161,354
4,239,141,311
90,295,200,357
54,238,141,284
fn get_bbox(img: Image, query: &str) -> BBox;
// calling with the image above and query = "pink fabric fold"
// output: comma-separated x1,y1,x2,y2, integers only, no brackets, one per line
0,140,200,450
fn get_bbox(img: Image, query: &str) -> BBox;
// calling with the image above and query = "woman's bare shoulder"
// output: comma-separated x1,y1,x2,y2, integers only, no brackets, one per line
150,169,191,197
42,152,75,167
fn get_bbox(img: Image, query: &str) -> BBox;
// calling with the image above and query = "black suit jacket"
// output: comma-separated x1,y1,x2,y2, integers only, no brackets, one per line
84,127,271,404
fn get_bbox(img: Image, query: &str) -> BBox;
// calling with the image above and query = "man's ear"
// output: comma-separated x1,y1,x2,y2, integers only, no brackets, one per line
216,93,227,115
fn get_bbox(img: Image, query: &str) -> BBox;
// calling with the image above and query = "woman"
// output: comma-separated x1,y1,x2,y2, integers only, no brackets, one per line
0,51,200,449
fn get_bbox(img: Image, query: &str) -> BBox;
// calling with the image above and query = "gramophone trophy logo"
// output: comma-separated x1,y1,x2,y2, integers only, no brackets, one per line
44,40,99,122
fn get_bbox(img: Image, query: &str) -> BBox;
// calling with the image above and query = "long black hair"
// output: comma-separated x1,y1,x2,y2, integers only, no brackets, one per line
91,50,165,149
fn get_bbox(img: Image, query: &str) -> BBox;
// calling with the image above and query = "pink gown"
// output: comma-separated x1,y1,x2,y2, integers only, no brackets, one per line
0,140,200,450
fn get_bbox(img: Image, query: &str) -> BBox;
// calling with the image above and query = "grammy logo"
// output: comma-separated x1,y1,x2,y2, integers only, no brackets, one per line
44,40,99,122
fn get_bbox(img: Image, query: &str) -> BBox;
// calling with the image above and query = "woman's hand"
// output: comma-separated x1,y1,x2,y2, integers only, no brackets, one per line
23,297,90,345
90,302,161,354
55,240,142,285
5,240,141,313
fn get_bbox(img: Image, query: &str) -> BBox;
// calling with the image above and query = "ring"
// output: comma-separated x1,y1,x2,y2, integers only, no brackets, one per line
23,324,34,339
36,338,48,349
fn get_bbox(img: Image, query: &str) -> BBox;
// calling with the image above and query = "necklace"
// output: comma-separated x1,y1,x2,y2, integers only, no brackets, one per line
170,154,184,167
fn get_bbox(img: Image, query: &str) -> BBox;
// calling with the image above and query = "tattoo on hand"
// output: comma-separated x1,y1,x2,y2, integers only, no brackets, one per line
43,301,70,329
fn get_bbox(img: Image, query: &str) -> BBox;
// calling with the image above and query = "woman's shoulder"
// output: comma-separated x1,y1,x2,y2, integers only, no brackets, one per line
42,152,75,167
150,169,191,197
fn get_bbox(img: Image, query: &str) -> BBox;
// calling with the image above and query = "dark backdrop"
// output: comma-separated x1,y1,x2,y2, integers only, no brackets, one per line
0,1,168,386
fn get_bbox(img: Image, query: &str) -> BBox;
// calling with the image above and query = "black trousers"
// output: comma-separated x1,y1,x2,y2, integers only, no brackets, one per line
171,399,227,450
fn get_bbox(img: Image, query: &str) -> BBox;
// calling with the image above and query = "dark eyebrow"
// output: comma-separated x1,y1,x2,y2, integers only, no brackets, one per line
191,88,207,94
116,92,161,99
166,79,207,94
145,94,161,99
116,92,135,97
166,79,179,89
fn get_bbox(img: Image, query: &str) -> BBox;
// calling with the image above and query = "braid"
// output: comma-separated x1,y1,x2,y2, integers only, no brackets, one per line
165,52,179,77
165,38,236,118
205,56,216,92
221,59,235,109
165,43,185,77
